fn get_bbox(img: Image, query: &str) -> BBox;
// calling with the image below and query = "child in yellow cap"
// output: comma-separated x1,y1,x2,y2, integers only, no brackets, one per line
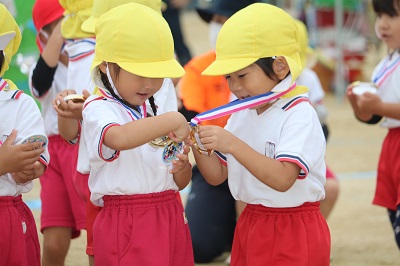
53,1,183,264
188,3,330,265
0,4,50,266
82,3,193,265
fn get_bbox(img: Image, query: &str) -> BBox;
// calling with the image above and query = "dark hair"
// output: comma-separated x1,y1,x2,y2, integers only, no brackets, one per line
99,63,158,116
0,51,4,74
254,57,280,81
372,0,400,16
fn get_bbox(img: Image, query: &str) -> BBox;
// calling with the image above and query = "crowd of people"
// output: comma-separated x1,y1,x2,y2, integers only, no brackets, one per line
0,0,399,265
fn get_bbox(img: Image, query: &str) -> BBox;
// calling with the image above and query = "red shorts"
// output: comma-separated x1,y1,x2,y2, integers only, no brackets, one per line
40,135,86,238
231,202,331,266
86,189,102,256
373,128,400,210
0,196,40,266
93,190,193,265
326,165,336,180
86,191,184,256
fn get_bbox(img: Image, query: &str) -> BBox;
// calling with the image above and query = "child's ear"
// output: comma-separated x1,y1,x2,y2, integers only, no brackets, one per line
98,61,107,74
38,32,48,45
272,56,290,80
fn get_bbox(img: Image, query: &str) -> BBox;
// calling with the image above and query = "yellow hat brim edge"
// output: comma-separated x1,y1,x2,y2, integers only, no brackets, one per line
81,16,96,33
0,32,16,50
202,53,302,83
91,57,185,79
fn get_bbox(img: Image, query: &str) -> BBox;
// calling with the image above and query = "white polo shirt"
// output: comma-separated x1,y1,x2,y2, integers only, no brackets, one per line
77,78,178,174
296,68,325,105
82,95,179,206
29,62,68,137
372,50,400,128
223,93,326,207
64,38,96,95
0,80,50,196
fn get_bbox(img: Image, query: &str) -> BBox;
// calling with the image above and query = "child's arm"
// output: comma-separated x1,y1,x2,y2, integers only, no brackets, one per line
170,144,192,190
103,112,190,151
356,92,400,120
197,125,300,192
53,89,91,141
0,130,45,176
31,20,64,97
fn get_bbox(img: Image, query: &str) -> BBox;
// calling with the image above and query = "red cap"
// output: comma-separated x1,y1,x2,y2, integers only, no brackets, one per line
32,0,64,32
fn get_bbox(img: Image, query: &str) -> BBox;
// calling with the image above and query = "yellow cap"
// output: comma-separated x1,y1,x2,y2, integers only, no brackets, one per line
59,0,94,38
294,19,314,69
81,0,162,34
0,4,21,76
202,3,302,83
91,3,184,80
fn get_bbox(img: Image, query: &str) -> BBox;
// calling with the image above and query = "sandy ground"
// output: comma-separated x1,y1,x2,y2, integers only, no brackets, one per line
24,10,400,266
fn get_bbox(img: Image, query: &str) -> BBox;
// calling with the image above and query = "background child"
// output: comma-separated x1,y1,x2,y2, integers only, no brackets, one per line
29,0,87,265
179,0,260,263
189,3,330,265
0,4,49,265
294,18,339,220
82,3,193,265
347,0,400,250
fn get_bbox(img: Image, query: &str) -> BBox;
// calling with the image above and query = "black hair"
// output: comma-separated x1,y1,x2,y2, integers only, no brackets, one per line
372,0,400,16
254,57,280,82
0,51,4,74
99,63,158,116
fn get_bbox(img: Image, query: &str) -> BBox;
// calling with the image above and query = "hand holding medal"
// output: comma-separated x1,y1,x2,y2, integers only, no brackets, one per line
189,124,214,156
188,81,297,156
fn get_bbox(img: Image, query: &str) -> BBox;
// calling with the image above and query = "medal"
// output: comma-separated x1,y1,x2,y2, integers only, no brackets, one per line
149,136,184,165
162,141,183,164
189,124,213,156
190,125,214,156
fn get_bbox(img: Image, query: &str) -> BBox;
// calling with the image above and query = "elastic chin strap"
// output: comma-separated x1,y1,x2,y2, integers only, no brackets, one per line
105,62,122,98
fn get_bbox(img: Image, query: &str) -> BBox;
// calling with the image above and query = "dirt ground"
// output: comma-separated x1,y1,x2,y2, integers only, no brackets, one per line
24,10,400,266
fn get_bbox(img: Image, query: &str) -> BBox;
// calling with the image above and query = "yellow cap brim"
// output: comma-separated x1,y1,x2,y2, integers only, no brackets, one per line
91,57,185,79
0,32,16,50
81,16,96,33
202,57,258,76
202,53,302,83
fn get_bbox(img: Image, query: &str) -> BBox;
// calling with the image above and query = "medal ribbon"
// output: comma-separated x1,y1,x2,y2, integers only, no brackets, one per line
98,88,146,120
0,78,7,91
189,82,297,126
372,53,400,87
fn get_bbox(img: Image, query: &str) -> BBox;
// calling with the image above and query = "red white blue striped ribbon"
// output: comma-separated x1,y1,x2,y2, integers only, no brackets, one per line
189,82,297,126
372,52,400,87
98,88,146,120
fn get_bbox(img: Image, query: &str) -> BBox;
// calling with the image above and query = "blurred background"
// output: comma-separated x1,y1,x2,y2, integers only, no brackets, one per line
0,0,380,100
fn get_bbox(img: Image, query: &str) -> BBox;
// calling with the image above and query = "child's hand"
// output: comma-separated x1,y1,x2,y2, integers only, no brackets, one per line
11,161,45,184
346,83,357,103
356,92,382,114
168,122,190,143
0,130,45,175
169,144,191,174
198,125,237,154
53,89,90,120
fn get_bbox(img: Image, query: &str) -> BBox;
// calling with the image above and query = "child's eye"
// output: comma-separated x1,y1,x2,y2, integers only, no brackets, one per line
238,74,246,78
225,75,231,80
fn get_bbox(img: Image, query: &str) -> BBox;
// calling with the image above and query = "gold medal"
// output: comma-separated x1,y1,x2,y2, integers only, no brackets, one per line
149,136,184,165
190,125,213,156
149,136,172,148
